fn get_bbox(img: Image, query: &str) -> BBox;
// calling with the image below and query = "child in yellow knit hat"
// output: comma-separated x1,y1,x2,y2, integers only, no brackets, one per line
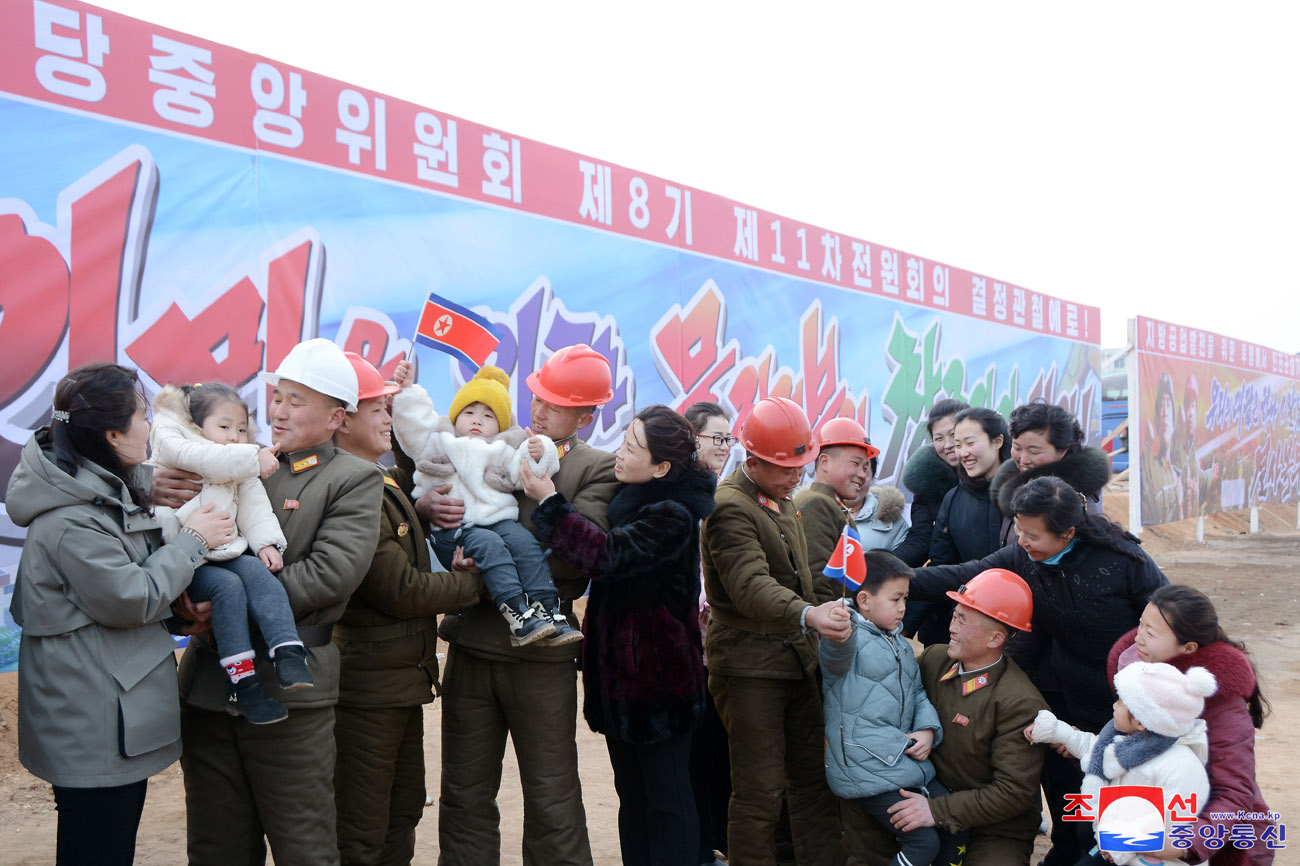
390,361,580,646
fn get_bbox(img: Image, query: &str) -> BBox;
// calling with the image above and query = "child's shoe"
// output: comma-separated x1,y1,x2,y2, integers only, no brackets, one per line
538,603,584,646
227,675,289,725
499,599,556,646
272,645,314,691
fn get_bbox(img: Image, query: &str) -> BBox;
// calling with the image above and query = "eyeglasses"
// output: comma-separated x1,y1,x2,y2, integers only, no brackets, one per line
697,433,737,448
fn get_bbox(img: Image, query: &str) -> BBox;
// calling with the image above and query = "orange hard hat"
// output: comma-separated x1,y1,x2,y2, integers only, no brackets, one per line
946,568,1034,632
741,397,818,467
525,344,614,407
344,352,400,402
816,417,880,460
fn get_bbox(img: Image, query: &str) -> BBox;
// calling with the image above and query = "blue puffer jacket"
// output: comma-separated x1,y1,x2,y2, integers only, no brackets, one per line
821,609,944,799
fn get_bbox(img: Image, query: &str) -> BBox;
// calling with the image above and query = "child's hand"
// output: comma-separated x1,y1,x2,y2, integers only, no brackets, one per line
258,445,280,478
259,545,283,572
904,729,934,761
393,360,413,388
525,427,544,461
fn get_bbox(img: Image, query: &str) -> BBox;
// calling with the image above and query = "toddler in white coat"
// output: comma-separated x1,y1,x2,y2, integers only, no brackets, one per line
1027,661,1216,865
152,383,310,726
391,361,580,646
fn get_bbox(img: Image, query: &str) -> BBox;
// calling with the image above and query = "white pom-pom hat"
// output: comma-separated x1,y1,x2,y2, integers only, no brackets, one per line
1114,661,1217,738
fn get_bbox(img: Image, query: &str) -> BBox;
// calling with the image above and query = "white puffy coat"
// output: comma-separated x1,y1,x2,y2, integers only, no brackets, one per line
391,383,560,525
149,386,286,560
1030,710,1210,866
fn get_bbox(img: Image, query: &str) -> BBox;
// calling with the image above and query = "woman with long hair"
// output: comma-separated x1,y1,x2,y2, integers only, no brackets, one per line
521,404,717,866
8,363,233,866
1108,585,1274,865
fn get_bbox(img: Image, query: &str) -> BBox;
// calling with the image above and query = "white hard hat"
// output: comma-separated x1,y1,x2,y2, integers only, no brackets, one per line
259,338,359,412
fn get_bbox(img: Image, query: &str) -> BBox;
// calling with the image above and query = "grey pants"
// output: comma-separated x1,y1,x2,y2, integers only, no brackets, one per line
187,555,299,659
431,519,556,608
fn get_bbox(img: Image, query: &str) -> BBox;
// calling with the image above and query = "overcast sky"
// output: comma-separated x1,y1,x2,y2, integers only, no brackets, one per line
98,1,1300,353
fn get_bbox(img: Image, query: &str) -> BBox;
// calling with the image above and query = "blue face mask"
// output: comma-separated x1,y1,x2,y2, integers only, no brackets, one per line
1038,536,1078,565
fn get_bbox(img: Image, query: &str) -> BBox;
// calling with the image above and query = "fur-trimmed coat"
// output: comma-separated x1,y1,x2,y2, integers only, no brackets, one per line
391,383,559,525
1109,632,1275,866
990,446,1112,518
531,469,716,744
149,385,285,560
896,445,959,567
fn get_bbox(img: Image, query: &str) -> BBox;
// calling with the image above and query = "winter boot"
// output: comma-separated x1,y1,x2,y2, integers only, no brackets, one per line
499,598,556,646
538,603,584,646
227,674,289,725
272,644,314,691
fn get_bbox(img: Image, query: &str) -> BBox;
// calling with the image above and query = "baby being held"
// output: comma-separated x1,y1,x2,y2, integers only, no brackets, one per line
391,360,580,647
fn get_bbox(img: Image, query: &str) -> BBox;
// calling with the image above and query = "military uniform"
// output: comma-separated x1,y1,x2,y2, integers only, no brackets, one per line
334,460,482,866
794,481,856,603
702,467,843,866
179,442,383,866
845,644,1047,866
437,432,617,866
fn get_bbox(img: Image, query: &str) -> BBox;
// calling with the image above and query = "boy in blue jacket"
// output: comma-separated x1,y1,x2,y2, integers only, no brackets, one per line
820,551,958,866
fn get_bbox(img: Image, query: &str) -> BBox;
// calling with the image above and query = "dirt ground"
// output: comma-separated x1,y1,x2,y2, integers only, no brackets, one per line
1,484,1297,865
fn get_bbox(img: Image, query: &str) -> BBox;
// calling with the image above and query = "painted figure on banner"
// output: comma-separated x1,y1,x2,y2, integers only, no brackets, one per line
1141,372,1184,525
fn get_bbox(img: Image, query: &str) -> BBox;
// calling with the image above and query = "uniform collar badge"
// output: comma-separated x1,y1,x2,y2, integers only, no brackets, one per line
382,474,400,488
961,673,991,696
755,492,781,514
556,438,574,460
291,453,319,473
940,663,961,682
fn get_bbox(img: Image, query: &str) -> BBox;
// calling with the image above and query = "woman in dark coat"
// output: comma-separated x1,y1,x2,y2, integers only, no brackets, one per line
894,398,968,567
910,406,1013,646
521,404,716,866
911,475,1167,731
989,401,1111,518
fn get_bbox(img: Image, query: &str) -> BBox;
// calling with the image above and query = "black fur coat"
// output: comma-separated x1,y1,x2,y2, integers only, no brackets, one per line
531,468,716,744
989,446,1112,518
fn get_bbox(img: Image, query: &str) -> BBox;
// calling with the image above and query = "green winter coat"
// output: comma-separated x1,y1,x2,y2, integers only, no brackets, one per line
8,430,206,787
794,481,855,604
178,441,383,711
702,466,818,680
334,462,482,707
437,432,618,664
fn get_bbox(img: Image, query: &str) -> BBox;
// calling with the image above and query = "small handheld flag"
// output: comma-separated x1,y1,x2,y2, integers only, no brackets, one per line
823,524,867,592
413,292,500,371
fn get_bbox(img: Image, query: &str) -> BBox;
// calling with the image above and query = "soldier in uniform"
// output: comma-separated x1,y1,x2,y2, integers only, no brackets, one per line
701,396,852,866
416,344,619,866
883,568,1049,866
169,339,385,866
795,417,881,602
331,353,482,866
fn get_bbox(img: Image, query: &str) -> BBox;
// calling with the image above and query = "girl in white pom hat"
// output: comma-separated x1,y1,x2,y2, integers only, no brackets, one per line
1026,661,1217,865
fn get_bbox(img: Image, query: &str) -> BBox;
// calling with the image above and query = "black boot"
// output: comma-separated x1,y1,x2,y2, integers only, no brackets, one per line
272,644,314,691
227,675,288,725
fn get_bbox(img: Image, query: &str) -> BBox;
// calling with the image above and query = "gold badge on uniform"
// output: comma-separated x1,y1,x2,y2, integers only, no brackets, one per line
398,522,410,537
291,454,319,473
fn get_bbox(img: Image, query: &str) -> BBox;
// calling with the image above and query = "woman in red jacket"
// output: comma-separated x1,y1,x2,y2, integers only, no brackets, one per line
1109,584,1275,865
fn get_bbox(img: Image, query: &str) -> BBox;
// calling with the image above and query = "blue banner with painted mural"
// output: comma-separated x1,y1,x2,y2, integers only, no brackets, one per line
0,8,1102,671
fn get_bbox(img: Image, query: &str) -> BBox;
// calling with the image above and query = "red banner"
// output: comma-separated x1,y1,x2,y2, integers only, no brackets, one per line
0,0,1100,344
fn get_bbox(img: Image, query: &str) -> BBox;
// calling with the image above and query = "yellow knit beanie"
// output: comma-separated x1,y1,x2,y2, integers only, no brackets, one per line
449,366,512,429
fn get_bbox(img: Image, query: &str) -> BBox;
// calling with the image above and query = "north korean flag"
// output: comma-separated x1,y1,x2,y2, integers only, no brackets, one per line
823,524,867,592
413,293,500,370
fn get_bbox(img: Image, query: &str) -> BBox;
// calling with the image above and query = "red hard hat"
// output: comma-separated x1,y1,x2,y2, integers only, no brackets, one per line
344,352,400,402
741,397,818,467
946,568,1033,633
816,417,880,460
525,344,614,407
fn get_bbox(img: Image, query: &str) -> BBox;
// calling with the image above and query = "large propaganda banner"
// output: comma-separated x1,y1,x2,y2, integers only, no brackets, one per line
0,0,1102,669
1131,315,1300,528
